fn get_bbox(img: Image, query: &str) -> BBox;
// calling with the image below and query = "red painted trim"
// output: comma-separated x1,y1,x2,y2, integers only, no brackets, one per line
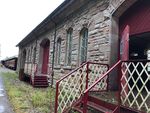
56,62,109,84
84,60,121,94
106,66,109,91
120,105,145,113
57,62,87,83
112,106,120,113
54,61,109,113
54,82,59,113
118,63,122,107
86,62,89,89
88,95,117,110
120,0,150,36
42,45,50,74
83,92,88,113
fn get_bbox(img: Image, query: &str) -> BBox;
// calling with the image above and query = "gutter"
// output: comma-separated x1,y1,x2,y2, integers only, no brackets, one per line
51,19,57,88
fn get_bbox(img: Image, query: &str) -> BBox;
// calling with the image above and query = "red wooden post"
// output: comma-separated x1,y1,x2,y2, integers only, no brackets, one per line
118,62,122,113
120,25,130,98
54,82,59,113
83,92,88,113
106,65,109,91
86,62,89,89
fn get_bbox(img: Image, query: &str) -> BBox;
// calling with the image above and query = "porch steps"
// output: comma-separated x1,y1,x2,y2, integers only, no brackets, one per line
72,95,117,113
87,101,113,113
72,94,142,113
120,106,144,113
33,76,48,87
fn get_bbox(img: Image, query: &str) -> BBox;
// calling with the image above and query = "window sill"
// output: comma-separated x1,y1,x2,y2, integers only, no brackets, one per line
54,65,61,69
63,66,72,70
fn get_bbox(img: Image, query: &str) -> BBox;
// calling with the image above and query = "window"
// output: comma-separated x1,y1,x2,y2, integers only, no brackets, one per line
30,46,33,62
28,49,30,62
33,47,36,63
79,28,88,64
66,28,73,65
56,38,61,65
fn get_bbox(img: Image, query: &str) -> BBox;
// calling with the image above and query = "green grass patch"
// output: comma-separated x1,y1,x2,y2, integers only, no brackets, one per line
1,72,55,113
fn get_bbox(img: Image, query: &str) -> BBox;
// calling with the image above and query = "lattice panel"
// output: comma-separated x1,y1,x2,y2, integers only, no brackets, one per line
31,64,37,76
57,64,87,113
121,61,150,113
28,63,32,75
88,63,108,91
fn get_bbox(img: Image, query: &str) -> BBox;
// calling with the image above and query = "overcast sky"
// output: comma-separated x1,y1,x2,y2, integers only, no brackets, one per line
0,0,64,60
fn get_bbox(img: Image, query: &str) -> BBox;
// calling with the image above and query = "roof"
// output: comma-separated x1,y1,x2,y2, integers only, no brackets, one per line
17,0,89,47
1,55,18,61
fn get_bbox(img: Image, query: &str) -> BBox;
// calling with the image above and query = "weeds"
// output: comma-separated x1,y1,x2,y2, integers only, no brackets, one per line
1,72,55,113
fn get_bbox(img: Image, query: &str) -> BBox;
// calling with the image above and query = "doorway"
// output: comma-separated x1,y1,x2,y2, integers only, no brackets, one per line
129,33,150,60
129,32,150,91
40,39,50,74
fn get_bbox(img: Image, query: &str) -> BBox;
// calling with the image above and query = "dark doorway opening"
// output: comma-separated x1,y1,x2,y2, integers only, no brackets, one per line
129,32,150,60
129,32,150,91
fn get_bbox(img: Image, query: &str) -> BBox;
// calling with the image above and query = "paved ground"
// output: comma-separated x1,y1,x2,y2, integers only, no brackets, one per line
0,67,14,113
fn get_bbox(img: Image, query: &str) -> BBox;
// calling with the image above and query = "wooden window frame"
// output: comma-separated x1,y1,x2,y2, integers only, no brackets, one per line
66,28,73,66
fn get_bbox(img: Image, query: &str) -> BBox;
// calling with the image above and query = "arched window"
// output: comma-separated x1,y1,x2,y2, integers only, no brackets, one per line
56,38,61,65
30,46,33,62
66,28,73,66
28,49,30,62
33,47,36,64
79,28,88,64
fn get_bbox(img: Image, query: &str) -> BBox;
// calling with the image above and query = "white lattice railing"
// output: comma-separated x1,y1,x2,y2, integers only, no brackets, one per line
121,60,150,113
55,62,109,113
88,63,108,91
24,62,37,76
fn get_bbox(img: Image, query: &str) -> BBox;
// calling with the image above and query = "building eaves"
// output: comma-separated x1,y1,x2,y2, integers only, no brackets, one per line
16,0,74,47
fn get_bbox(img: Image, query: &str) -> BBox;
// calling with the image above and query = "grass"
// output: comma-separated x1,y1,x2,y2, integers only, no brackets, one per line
1,71,55,113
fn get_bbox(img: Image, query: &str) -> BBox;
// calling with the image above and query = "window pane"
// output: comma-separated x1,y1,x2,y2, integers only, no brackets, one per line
66,29,73,65
56,38,61,65
80,28,88,63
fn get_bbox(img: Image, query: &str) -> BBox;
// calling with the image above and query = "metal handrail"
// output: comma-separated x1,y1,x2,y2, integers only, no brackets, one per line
54,62,88,113
82,59,150,113
54,61,109,113
56,62,88,83
84,60,121,94
82,60,121,113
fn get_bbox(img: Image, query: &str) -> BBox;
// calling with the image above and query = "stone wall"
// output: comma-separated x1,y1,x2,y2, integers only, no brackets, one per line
17,0,138,87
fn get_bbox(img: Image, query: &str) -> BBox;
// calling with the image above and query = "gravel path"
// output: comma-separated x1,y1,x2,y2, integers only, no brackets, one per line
0,67,14,113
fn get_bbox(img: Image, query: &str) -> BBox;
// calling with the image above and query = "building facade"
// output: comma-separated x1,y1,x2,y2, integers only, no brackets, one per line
17,0,150,89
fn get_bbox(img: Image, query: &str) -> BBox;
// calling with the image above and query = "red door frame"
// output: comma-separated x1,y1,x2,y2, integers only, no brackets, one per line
120,25,130,61
119,25,130,99
41,41,50,74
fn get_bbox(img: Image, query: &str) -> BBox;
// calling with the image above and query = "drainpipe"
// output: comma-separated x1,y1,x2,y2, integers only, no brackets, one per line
51,19,57,88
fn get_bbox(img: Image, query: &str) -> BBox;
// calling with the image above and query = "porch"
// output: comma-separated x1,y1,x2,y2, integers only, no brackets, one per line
54,60,150,113
19,62,49,87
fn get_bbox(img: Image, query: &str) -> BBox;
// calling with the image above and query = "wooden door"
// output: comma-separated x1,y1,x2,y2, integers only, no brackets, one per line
120,25,130,97
42,45,49,74
120,25,130,60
